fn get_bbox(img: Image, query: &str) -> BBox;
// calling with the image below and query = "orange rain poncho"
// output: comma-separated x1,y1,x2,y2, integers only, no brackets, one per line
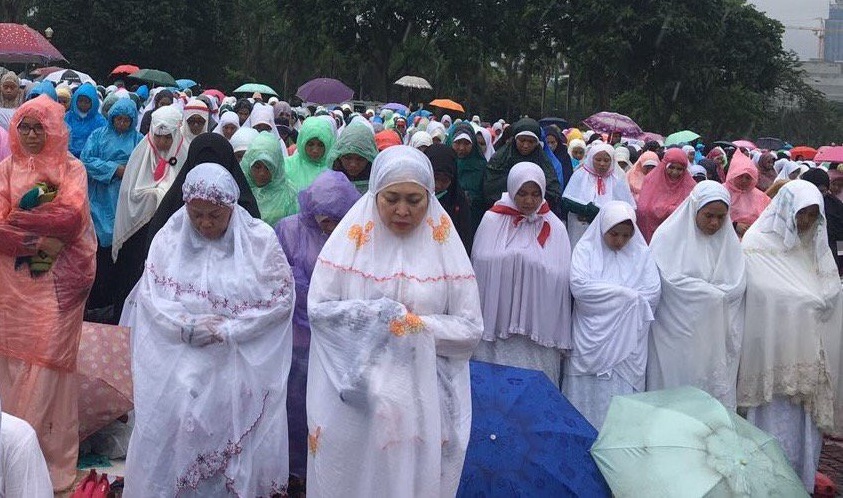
0,95,96,491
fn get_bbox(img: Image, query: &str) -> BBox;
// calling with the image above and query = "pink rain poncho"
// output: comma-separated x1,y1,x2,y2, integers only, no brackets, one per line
0,95,96,491
725,149,771,226
636,148,695,242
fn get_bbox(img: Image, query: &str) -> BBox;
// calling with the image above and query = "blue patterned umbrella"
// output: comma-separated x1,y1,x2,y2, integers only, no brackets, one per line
457,361,611,497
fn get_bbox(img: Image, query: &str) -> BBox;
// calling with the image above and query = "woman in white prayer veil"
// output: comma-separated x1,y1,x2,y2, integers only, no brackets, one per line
121,163,294,497
646,181,746,410
738,179,843,492
471,161,572,386
562,201,660,430
306,145,482,498
0,398,53,498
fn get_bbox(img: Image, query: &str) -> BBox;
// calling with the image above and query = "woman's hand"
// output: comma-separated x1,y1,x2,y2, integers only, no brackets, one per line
37,237,64,258
181,316,225,347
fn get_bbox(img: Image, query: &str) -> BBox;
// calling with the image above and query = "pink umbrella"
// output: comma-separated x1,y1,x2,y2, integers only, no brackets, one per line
815,146,843,163
0,23,66,64
638,131,665,143
733,139,757,150
76,322,133,440
201,89,226,105
583,111,643,137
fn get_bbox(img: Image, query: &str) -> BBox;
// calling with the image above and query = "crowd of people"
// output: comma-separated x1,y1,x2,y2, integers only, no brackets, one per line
0,72,841,497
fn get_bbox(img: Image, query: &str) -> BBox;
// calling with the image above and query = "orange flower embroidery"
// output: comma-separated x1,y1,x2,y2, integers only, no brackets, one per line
308,426,322,456
427,215,451,244
347,221,375,248
389,312,425,337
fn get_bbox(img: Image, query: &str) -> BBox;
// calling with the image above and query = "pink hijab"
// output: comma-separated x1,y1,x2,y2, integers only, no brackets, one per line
725,149,770,225
705,147,728,182
626,150,659,202
0,126,9,162
636,148,695,242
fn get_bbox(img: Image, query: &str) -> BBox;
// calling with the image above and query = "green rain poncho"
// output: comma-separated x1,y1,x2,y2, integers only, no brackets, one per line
240,131,299,226
325,123,379,194
284,117,337,191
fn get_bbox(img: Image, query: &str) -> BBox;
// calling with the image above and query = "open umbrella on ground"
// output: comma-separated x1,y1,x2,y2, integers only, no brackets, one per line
756,137,785,151
457,361,611,497
44,69,95,86
296,77,353,104
733,139,757,150
790,146,818,161
176,78,198,91
129,68,177,88
638,131,666,144
234,82,278,97
394,75,433,90
0,23,66,64
381,102,409,114
815,146,843,163
76,322,133,440
110,64,139,77
583,111,643,137
429,98,465,113
665,130,701,146
539,117,570,129
592,387,808,497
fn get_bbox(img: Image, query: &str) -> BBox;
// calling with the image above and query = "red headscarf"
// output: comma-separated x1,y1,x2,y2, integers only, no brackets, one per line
725,148,771,225
636,148,695,242
375,130,402,151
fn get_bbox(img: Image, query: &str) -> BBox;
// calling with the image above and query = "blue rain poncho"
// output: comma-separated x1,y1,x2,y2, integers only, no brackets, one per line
65,83,107,157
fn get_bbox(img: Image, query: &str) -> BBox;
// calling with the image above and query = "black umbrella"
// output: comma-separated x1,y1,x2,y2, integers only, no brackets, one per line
756,137,784,151
539,117,569,129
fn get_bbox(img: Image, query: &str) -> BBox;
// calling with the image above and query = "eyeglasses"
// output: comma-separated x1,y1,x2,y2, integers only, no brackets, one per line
16,123,45,136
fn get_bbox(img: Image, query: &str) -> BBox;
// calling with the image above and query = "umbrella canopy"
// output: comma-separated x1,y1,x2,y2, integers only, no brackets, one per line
638,131,666,144
789,146,818,161
712,140,737,152
44,69,95,86
175,78,198,91
129,68,177,88
201,89,226,106
733,139,757,150
110,64,139,77
296,77,353,104
815,146,843,163
234,82,278,97
756,137,785,151
664,130,701,146
30,65,65,77
457,361,611,497
381,102,409,114
429,98,465,113
76,322,133,440
583,111,643,137
0,23,66,64
394,75,433,90
539,117,570,129
592,387,808,497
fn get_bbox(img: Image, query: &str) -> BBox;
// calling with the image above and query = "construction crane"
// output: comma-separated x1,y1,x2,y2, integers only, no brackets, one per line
785,21,826,60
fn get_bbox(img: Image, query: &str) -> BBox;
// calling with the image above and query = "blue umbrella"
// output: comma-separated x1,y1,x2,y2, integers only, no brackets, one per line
382,102,409,115
176,78,197,90
457,361,611,498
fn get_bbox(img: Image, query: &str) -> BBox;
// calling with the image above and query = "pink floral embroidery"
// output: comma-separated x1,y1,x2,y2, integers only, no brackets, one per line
347,221,375,248
427,215,451,244
146,263,292,317
182,178,238,207
317,258,475,284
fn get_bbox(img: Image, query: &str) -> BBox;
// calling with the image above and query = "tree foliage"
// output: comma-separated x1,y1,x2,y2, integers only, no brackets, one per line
15,0,841,144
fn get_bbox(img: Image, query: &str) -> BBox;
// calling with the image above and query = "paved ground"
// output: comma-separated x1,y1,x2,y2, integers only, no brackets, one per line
820,436,843,495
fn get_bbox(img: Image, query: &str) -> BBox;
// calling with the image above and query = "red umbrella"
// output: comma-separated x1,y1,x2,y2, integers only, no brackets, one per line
0,23,66,64
201,89,226,105
110,64,140,77
789,146,818,161
76,322,133,440
30,65,65,77
815,146,843,163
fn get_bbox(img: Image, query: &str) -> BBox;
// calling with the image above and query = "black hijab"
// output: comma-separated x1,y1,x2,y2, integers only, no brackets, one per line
802,168,843,275
543,126,574,188
424,143,474,252
146,133,262,248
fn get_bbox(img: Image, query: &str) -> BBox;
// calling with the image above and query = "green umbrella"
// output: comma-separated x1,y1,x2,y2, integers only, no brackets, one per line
233,83,278,97
130,68,177,88
591,387,809,497
664,130,701,146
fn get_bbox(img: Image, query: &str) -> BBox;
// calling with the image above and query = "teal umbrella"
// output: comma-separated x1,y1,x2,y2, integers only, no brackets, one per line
130,68,177,88
664,130,701,146
591,387,809,497
233,83,278,97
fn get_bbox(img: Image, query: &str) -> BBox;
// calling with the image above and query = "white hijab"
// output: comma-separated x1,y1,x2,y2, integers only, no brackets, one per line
211,109,240,138
473,125,495,161
647,181,747,410
230,126,259,155
472,161,573,349
409,130,433,150
567,201,660,388
112,105,188,260
179,98,209,144
306,145,482,497
121,163,293,496
563,142,636,208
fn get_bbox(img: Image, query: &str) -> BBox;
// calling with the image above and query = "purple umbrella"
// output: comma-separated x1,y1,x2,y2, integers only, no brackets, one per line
583,111,643,138
382,102,409,114
296,77,354,105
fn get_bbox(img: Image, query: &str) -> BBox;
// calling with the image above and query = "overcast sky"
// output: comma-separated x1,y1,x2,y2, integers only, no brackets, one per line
751,0,831,60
